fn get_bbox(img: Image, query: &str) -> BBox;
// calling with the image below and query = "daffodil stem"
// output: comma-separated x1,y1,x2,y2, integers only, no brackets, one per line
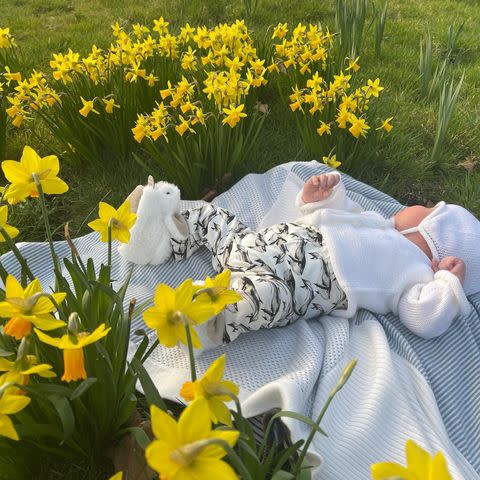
32,174,61,275
209,439,253,480
107,221,112,272
293,360,357,476
184,320,197,382
0,225,35,282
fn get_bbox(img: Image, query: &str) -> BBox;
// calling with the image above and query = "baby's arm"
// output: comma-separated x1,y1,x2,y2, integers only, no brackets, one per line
398,258,470,339
296,172,364,214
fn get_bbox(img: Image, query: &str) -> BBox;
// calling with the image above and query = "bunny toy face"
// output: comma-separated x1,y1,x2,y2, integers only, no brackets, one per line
138,176,182,217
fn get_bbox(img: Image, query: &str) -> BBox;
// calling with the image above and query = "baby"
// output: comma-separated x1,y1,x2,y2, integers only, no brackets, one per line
127,171,480,350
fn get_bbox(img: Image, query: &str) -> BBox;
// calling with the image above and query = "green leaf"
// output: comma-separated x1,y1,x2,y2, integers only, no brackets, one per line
130,357,167,410
119,426,151,450
49,395,75,441
70,377,97,401
271,472,295,480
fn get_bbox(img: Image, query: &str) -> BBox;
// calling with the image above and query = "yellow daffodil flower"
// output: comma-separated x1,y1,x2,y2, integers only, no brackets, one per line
0,373,31,441
79,97,99,117
346,56,360,72
3,66,21,86
143,279,215,348
0,27,16,49
371,439,452,480
349,117,370,139
193,270,242,315
0,354,56,387
0,275,66,340
180,354,239,426
175,116,195,137
317,121,331,136
377,117,394,133
145,398,239,479
2,145,69,204
0,205,19,241
322,154,341,169
363,78,384,98
103,98,120,114
153,16,169,35
34,324,111,382
222,104,247,128
272,22,288,40
336,107,352,129
87,200,136,244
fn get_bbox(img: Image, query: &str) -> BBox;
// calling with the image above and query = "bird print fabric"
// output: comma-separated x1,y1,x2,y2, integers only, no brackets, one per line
172,204,347,343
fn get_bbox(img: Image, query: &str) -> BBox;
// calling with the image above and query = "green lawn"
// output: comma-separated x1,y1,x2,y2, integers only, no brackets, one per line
1,0,479,244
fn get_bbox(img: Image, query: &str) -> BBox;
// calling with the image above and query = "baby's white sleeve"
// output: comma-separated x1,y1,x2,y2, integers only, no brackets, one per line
295,172,364,214
397,270,471,339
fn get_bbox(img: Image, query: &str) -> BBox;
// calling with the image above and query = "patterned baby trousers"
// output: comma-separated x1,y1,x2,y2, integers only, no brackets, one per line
172,204,347,344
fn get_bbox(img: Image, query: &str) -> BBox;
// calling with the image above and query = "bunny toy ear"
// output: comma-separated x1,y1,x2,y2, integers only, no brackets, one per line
166,212,189,240
126,185,144,213
148,175,154,187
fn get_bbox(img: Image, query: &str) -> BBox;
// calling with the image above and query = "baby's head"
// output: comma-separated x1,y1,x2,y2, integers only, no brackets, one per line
401,202,480,295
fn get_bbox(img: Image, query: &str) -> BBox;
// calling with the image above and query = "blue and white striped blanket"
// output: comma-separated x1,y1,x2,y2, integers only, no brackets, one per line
3,161,479,479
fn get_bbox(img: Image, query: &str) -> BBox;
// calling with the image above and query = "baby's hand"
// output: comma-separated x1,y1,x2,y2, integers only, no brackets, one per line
302,173,340,204
432,256,466,285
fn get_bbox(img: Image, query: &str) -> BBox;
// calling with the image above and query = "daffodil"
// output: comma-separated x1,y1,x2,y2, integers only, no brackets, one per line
371,439,452,480
34,324,111,382
377,117,394,133
103,98,120,114
175,116,195,137
2,145,69,204
79,97,99,117
317,121,331,136
222,104,247,128
180,354,239,426
349,117,370,139
0,275,66,340
143,279,215,348
0,373,31,441
0,354,56,386
87,200,136,244
346,56,360,72
322,154,341,169
363,78,384,98
0,205,19,241
193,270,242,315
145,398,239,479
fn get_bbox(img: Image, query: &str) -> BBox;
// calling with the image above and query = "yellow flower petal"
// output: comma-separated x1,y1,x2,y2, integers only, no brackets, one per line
178,398,211,445
2,160,31,184
0,413,19,440
204,354,226,383
371,462,415,480
150,404,179,444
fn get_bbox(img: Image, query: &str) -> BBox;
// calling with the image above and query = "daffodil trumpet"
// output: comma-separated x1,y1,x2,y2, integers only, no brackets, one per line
0,224,35,281
32,173,61,274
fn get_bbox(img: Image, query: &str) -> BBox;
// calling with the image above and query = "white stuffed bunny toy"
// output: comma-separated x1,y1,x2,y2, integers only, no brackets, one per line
118,175,189,265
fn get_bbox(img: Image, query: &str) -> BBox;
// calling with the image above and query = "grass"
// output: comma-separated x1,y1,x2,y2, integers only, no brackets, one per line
1,0,479,244
0,0,478,241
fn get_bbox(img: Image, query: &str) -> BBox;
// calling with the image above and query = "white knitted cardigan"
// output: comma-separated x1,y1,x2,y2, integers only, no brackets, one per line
294,173,471,339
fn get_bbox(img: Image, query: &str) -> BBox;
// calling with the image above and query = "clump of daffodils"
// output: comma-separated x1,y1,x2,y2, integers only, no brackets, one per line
132,20,268,143
269,22,394,167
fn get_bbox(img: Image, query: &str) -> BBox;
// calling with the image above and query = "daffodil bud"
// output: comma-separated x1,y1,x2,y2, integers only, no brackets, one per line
67,312,81,342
